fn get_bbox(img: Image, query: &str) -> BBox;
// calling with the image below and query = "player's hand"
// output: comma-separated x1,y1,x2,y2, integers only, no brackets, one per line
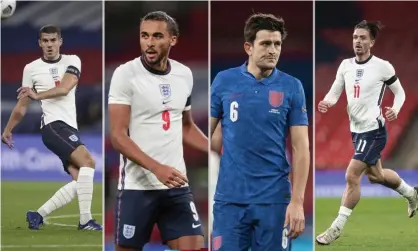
1,130,14,149
284,200,305,239
318,100,330,113
151,164,188,188
17,87,38,100
384,107,397,121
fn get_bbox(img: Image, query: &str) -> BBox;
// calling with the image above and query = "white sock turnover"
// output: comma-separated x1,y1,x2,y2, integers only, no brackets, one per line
77,167,95,225
37,180,77,218
395,179,415,199
330,206,352,230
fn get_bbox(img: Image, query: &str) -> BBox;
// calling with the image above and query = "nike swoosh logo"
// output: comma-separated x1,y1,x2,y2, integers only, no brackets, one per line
192,223,201,228
163,100,171,104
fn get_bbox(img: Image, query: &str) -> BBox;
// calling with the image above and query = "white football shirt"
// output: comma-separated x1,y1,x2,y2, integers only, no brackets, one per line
22,54,81,130
108,56,193,190
324,55,398,133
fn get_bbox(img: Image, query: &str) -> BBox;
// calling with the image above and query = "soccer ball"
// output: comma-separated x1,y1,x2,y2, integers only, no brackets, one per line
1,0,16,19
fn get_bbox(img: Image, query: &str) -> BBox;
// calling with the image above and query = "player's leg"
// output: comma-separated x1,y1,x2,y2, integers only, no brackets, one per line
157,187,205,250
251,203,291,251
26,165,79,230
316,158,367,245
69,145,97,226
40,121,100,228
318,127,386,244
114,190,160,251
211,201,252,251
366,159,418,217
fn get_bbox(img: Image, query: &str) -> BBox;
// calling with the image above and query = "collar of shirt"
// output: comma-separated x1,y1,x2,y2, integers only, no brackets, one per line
239,61,278,85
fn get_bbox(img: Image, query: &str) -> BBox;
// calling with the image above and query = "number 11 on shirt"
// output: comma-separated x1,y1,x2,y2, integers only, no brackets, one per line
354,84,360,98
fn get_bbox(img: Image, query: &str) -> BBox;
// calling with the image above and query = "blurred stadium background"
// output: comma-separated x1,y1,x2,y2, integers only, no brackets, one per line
210,2,314,250
1,1,103,249
104,1,208,251
315,2,418,250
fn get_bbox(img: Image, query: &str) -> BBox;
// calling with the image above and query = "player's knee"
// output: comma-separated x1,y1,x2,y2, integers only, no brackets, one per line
84,155,95,169
345,172,361,186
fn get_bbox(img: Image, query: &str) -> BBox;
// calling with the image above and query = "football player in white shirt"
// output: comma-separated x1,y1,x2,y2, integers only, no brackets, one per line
108,11,208,251
1,25,102,231
316,21,418,245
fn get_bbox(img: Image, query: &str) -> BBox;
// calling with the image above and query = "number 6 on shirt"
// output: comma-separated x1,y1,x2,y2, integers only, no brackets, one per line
230,101,239,122
162,110,170,130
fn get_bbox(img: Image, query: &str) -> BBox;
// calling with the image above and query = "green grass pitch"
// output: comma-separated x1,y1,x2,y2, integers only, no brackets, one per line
1,181,103,250
315,198,418,251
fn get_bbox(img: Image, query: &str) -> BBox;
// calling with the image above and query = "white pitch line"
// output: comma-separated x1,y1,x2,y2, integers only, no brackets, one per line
44,213,102,227
2,244,102,248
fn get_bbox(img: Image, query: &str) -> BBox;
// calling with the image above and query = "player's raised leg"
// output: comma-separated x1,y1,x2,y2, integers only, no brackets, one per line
365,160,418,217
26,165,79,230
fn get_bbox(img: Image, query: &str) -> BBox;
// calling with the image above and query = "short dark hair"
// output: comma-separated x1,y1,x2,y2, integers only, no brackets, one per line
244,13,287,44
141,11,179,37
39,25,61,38
354,20,384,40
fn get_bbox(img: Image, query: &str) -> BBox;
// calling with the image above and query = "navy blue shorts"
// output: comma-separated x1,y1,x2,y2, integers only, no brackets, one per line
351,126,387,166
41,121,84,174
212,201,291,251
114,187,203,249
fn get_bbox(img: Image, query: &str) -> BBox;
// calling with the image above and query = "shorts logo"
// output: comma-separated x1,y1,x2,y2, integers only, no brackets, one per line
159,84,171,98
123,224,136,239
269,91,284,107
68,135,78,142
213,236,222,250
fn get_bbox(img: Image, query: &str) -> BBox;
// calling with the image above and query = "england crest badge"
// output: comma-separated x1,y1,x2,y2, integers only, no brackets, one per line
269,90,284,108
123,224,136,239
159,84,171,98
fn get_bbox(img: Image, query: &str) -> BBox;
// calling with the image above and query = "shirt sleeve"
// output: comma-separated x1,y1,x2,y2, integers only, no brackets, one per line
211,73,223,118
22,64,33,88
382,61,397,85
288,79,309,126
184,68,193,111
108,66,132,105
323,60,345,106
66,55,81,79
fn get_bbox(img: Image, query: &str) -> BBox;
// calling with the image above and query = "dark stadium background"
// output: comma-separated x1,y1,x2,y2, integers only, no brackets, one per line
104,1,209,251
210,1,314,251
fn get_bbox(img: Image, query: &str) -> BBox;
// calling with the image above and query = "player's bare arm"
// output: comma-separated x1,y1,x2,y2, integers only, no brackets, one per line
17,71,78,100
182,110,208,152
1,96,31,149
109,103,188,188
211,122,222,154
210,117,220,137
385,80,405,121
285,125,310,239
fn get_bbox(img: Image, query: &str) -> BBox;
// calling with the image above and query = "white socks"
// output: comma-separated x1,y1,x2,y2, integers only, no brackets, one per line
331,206,352,230
395,179,415,199
77,167,95,225
37,180,77,218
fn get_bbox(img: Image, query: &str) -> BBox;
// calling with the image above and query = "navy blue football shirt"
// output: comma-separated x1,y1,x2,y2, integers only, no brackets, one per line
211,62,309,204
